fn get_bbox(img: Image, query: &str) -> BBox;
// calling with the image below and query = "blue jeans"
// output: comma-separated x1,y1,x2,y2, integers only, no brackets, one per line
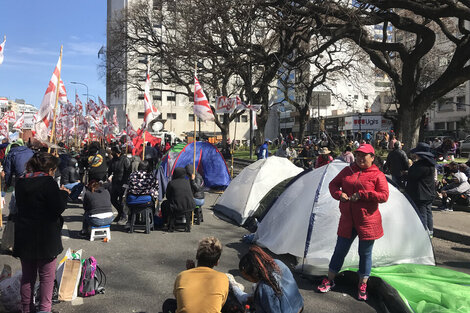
64,182,83,200
329,228,375,278
82,213,114,231
194,198,204,207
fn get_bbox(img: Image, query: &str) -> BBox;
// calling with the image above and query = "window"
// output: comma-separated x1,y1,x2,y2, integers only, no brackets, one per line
138,112,145,119
167,113,176,119
354,95,358,100
167,94,176,101
364,95,368,100
153,94,162,101
447,122,456,131
437,98,453,111
235,116,240,122
434,122,446,130
457,96,466,111
242,115,248,122
189,114,194,121
138,94,145,100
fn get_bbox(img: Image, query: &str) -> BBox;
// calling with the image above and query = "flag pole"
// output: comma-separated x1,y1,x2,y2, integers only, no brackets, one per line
142,128,146,161
193,62,197,175
0,174,3,228
231,116,238,178
48,45,63,154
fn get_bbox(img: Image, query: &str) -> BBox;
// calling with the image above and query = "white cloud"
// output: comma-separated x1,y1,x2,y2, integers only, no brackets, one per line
67,42,103,56
69,35,80,41
17,46,57,56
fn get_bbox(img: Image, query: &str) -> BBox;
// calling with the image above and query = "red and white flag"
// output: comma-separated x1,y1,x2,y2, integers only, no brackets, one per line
143,68,160,128
0,36,5,65
126,114,138,138
34,55,62,141
13,112,25,129
113,108,118,128
0,115,9,137
253,112,258,130
3,110,16,123
98,96,110,116
194,75,214,121
75,94,83,115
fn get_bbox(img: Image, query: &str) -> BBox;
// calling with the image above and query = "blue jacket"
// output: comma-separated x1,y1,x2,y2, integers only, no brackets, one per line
257,143,269,160
4,146,34,185
254,260,303,313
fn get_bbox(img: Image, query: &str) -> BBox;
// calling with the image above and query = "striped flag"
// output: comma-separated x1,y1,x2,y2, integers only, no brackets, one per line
194,75,214,121
13,112,25,129
143,67,160,128
126,114,138,138
75,94,83,115
34,54,62,141
98,96,110,116
0,36,5,65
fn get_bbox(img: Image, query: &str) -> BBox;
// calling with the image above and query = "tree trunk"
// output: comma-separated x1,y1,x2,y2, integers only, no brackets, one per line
395,105,422,153
297,107,308,141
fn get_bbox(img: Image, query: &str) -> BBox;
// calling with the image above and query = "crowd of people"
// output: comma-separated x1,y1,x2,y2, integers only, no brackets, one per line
1,129,469,312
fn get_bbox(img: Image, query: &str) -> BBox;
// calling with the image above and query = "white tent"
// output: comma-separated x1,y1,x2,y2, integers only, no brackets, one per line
215,156,303,225
255,160,435,275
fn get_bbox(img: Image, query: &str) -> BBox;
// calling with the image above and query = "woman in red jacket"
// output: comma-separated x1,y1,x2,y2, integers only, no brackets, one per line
317,144,389,301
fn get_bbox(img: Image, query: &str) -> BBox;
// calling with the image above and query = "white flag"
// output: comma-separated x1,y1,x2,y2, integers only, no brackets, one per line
34,55,62,141
0,36,5,65
194,76,214,121
143,68,160,128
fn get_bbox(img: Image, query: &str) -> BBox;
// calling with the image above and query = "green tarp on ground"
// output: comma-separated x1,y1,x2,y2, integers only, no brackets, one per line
348,264,470,313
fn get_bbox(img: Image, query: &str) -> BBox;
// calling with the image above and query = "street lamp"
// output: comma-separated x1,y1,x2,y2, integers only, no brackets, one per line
358,112,363,140
70,81,89,104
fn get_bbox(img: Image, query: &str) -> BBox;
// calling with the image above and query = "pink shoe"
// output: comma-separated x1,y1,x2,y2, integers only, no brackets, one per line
358,282,368,301
317,278,335,293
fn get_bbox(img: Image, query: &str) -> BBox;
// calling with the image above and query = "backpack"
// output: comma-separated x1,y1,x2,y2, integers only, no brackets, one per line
78,256,106,297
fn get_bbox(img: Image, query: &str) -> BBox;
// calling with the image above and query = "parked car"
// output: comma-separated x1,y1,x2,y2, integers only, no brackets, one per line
460,135,470,156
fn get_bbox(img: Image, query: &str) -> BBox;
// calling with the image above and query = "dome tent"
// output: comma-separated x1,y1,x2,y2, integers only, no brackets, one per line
254,160,435,275
215,156,303,225
159,141,231,190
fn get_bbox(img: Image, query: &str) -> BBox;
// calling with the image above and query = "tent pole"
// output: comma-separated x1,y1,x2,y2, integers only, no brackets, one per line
231,117,238,178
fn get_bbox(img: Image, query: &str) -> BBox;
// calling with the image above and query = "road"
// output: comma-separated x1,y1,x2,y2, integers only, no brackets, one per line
1,190,469,313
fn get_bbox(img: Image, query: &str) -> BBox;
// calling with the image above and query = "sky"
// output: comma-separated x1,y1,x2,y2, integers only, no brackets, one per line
0,1,107,107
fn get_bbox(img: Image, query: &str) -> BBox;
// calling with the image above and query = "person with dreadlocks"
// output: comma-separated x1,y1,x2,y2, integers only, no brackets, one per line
317,143,389,301
233,245,303,313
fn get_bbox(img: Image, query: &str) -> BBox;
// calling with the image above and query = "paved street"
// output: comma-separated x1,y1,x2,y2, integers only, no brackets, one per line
1,190,469,312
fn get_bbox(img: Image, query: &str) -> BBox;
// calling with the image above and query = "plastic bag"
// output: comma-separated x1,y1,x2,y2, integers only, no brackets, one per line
0,271,22,312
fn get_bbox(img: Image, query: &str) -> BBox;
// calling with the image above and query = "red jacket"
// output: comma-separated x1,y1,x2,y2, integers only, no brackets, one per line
329,163,389,240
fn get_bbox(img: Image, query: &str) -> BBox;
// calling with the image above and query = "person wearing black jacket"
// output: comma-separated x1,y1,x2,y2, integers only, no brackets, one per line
13,152,69,313
86,141,108,182
109,145,131,224
61,158,84,201
185,164,205,224
162,167,195,232
385,141,409,188
405,142,436,237
80,180,114,236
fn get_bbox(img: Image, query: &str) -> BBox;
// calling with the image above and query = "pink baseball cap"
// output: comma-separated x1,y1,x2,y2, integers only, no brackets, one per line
355,143,375,155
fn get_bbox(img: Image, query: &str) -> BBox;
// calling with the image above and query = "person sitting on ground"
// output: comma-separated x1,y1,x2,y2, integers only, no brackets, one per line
185,164,205,225
315,147,333,168
231,245,304,313
80,180,114,237
162,236,229,313
438,172,470,212
126,159,159,207
61,157,84,202
161,167,195,232
274,143,290,158
338,146,355,164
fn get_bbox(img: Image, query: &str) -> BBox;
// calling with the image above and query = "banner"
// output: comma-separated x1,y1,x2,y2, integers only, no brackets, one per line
215,96,237,114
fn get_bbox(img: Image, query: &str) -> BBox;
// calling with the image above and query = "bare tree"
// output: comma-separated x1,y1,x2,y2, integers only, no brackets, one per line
277,38,370,141
286,0,470,150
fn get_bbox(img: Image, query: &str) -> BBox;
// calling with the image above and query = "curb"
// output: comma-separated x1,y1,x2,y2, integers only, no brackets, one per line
433,227,470,245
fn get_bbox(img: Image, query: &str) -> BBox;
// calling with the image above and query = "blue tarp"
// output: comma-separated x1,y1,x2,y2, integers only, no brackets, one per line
160,141,231,189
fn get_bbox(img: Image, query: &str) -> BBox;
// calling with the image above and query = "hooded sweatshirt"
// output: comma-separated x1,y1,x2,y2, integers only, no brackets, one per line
165,167,195,214
443,172,470,197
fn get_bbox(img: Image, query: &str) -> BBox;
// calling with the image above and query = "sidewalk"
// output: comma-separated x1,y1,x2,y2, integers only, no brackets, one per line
433,208,470,245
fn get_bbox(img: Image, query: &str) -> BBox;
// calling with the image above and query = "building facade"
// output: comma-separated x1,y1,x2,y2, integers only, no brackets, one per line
106,0,251,142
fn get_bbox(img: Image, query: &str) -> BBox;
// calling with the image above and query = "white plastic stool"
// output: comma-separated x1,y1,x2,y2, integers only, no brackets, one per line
90,225,111,242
